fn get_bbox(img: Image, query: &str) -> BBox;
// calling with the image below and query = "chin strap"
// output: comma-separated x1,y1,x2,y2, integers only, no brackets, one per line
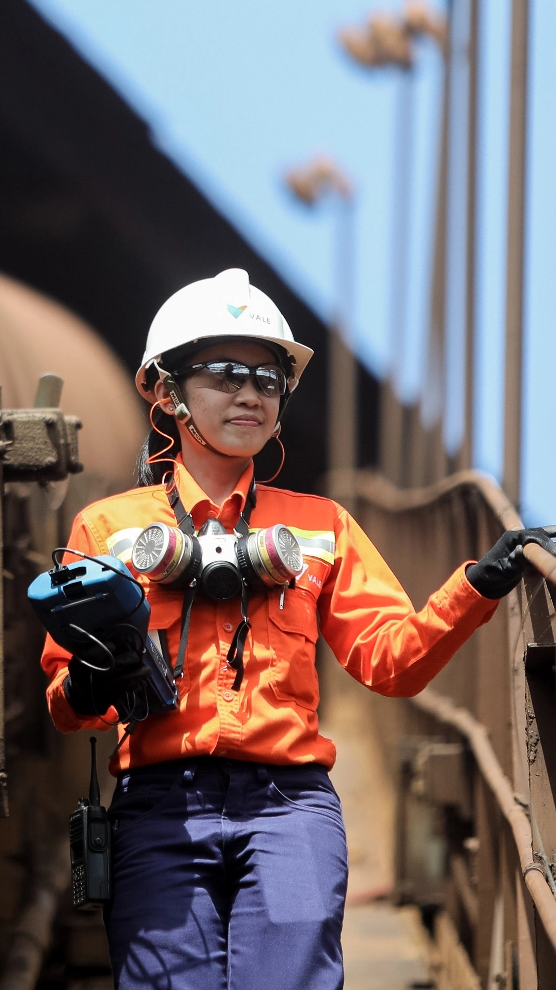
182,415,231,457
155,361,230,457
155,359,285,459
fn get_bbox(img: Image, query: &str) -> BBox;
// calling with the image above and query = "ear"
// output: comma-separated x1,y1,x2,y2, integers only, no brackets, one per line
154,378,175,413
272,422,282,438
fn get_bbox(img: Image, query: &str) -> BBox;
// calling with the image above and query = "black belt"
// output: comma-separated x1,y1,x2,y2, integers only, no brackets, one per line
119,755,329,780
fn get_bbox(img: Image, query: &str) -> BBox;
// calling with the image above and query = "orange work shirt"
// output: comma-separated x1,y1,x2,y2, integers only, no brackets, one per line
41,460,498,775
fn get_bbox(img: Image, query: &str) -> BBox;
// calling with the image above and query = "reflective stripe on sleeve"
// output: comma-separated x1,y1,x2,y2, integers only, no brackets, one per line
249,527,335,564
106,527,144,562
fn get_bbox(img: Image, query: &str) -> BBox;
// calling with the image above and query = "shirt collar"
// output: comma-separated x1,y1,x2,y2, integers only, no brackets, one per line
172,456,255,531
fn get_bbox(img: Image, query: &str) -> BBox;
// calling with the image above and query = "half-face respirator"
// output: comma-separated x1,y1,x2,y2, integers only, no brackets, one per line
130,477,303,692
131,518,304,600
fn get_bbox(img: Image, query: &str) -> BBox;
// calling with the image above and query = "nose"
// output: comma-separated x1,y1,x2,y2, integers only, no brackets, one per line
234,376,262,404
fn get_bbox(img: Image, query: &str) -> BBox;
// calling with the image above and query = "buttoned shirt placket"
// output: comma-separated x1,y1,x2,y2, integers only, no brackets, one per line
174,462,252,753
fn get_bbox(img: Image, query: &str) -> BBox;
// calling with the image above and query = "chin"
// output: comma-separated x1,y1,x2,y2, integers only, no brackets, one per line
218,443,263,459
216,427,269,458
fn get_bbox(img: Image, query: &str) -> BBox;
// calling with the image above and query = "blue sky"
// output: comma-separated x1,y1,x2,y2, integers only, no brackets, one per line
26,0,556,523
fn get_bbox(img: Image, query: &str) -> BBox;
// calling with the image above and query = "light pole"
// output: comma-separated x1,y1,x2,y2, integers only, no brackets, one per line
418,2,451,486
452,0,477,475
339,3,447,487
285,156,356,504
502,0,529,509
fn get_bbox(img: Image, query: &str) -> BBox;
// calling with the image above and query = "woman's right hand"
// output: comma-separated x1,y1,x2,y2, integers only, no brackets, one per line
63,644,152,716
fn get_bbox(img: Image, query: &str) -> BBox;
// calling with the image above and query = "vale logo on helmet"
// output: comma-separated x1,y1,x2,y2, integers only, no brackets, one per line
227,304,247,319
227,303,270,325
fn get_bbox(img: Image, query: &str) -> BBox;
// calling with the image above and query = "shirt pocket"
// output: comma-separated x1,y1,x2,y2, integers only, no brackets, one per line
144,586,189,694
267,588,320,711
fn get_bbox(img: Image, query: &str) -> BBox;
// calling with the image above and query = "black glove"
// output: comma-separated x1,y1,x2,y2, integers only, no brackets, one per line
466,527,556,599
64,640,152,717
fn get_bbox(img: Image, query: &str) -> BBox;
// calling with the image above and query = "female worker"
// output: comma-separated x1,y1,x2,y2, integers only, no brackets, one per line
41,269,554,990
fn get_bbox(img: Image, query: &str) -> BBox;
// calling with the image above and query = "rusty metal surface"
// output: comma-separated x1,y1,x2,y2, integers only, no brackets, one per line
411,685,556,956
0,837,68,990
0,410,82,482
323,465,556,986
0,279,146,980
0,271,146,489
0,372,89,820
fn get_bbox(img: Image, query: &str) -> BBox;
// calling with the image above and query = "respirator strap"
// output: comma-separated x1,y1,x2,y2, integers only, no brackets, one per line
173,581,198,680
166,481,198,680
221,476,255,689
227,581,251,691
234,477,257,538
167,474,257,688
167,482,196,537
166,473,256,538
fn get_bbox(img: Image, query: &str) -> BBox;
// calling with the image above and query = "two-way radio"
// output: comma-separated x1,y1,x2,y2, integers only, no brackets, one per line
69,737,112,908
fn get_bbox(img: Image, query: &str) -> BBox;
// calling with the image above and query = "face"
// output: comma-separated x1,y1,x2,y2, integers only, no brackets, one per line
154,340,282,458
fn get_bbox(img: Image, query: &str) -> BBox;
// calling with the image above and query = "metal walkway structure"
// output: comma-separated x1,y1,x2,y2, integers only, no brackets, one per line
320,467,556,988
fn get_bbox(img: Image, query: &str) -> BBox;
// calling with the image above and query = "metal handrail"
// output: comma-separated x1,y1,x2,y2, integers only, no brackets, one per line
327,467,556,953
411,685,556,953
326,466,523,530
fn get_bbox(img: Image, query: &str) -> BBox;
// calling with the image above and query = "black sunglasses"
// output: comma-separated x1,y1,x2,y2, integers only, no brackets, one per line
175,361,288,397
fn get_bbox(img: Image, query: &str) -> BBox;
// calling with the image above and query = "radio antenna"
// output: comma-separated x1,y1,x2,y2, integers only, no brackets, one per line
89,736,101,808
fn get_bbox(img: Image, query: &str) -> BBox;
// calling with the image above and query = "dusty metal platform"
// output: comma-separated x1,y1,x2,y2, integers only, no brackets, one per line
325,663,433,990
343,904,430,990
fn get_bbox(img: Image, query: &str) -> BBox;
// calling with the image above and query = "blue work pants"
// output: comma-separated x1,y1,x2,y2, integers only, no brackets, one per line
105,757,348,990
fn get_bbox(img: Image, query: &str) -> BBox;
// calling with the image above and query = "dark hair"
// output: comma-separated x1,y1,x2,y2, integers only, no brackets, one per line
136,405,181,487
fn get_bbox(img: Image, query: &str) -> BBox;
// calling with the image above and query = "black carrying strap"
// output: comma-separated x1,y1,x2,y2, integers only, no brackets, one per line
174,581,198,680
166,475,256,537
234,478,257,537
167,481,196,536
226,581,251,691
165,475,257,687
226,476,255,689
166,477,198,680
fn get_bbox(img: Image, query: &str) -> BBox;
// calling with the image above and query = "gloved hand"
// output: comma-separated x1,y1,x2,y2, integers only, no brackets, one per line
64,640,152,717
466,527,556,599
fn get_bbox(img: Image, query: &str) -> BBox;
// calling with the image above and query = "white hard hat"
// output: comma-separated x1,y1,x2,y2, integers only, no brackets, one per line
136,268,314,399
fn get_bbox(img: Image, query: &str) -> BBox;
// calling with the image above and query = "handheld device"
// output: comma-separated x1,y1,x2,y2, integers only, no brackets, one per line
28,549,178,718
137,632,178,717
28,551,150,655
70,737,112,909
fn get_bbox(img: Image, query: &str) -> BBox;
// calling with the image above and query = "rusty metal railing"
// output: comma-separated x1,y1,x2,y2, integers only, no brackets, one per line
327,467,556,989
412,685,556,952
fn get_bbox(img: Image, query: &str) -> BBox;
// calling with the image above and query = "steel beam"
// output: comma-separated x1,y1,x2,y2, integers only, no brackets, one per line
458,0,478,472
503,0,530,507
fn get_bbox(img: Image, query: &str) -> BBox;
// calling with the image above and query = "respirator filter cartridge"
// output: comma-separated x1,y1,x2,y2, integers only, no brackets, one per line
131,523,200,587
241,525,303,587
131,520,304,595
